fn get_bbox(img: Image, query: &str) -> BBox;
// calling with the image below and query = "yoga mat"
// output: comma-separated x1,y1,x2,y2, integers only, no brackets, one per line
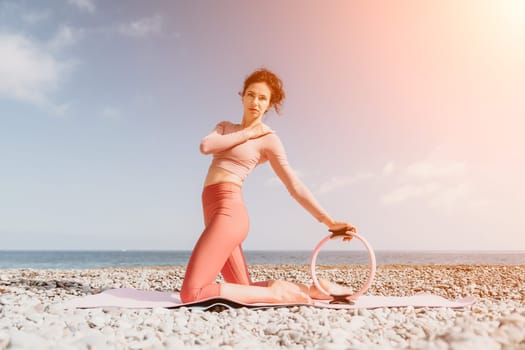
58,288,476,311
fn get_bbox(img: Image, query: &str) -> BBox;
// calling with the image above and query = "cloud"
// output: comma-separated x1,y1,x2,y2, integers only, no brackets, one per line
312,156,473,208
22,11,51,25
119,15,163,38
67,0,95,13
381,180,477,214
380,158,478,211
427,182,471,209
100,107,121,121
382,161,395,176
404,160,467,179
265,169,306,187
381,182,441,205
48,26,82,51
0,32,73,113
318,172,374,195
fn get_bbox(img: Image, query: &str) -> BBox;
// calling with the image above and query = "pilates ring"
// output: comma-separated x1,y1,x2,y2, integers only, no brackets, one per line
309,230,376,304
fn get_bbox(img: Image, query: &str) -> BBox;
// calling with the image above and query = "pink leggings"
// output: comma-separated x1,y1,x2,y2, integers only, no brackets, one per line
180,182,268,303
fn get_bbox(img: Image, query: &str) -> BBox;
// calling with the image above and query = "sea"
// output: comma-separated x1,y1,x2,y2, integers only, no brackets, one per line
0,250,524,269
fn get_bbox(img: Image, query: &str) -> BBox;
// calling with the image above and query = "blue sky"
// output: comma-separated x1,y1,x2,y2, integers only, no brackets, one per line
1,0,524,251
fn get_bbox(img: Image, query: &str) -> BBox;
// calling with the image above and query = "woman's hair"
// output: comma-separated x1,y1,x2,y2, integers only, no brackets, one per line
241,68,285,115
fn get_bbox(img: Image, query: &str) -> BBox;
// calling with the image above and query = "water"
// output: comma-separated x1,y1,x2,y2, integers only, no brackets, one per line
0,250,524,269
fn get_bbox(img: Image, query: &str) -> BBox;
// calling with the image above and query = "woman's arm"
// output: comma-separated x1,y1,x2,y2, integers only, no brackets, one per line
200,121,250,155
264,133,335,225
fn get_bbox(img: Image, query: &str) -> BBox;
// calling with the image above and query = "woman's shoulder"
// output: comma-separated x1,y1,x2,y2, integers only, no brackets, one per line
261,122,274,132
261,129,283,150
262,124,279,138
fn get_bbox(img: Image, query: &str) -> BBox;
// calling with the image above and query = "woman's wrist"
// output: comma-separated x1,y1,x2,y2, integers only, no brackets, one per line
320,215,335,227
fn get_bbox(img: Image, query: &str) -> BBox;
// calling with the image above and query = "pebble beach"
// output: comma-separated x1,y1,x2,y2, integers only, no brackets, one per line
0,264,524,350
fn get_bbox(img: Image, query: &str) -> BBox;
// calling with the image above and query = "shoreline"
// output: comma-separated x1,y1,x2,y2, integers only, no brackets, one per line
4,263,523,270
0,265,524,349
1,250,524,270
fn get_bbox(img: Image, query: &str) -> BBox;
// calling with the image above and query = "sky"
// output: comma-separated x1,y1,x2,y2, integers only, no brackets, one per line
1,0,524,251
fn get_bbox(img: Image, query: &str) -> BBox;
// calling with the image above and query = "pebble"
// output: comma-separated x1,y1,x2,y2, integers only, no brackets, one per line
72,334,108,349
348,316,366,331
158,319,174,333
164,334,185,348
8,330,48,349
0,332,9,350
88,315,107,328
0,265,523,349
0,297,13,305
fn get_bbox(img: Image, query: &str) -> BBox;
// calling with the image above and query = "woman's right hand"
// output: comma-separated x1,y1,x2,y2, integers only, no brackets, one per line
246,123,273,139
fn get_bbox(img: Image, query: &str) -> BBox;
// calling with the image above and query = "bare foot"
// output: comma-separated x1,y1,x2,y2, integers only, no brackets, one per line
268,280,312,304
309,279,354,300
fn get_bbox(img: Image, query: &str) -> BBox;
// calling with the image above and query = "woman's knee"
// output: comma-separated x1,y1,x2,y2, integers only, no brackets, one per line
180,283,221,303
180,287,198,303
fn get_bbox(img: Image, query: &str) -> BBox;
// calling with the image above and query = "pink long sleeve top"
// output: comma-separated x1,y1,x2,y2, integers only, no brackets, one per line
200,120,331,224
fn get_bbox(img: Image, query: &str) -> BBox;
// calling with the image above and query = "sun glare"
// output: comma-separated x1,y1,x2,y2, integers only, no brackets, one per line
497,0,525,28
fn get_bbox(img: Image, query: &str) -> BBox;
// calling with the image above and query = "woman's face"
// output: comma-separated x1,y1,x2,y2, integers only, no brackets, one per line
242,82,272,120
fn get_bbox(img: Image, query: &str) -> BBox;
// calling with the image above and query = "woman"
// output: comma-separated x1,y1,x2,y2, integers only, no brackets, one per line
180,68,356,304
